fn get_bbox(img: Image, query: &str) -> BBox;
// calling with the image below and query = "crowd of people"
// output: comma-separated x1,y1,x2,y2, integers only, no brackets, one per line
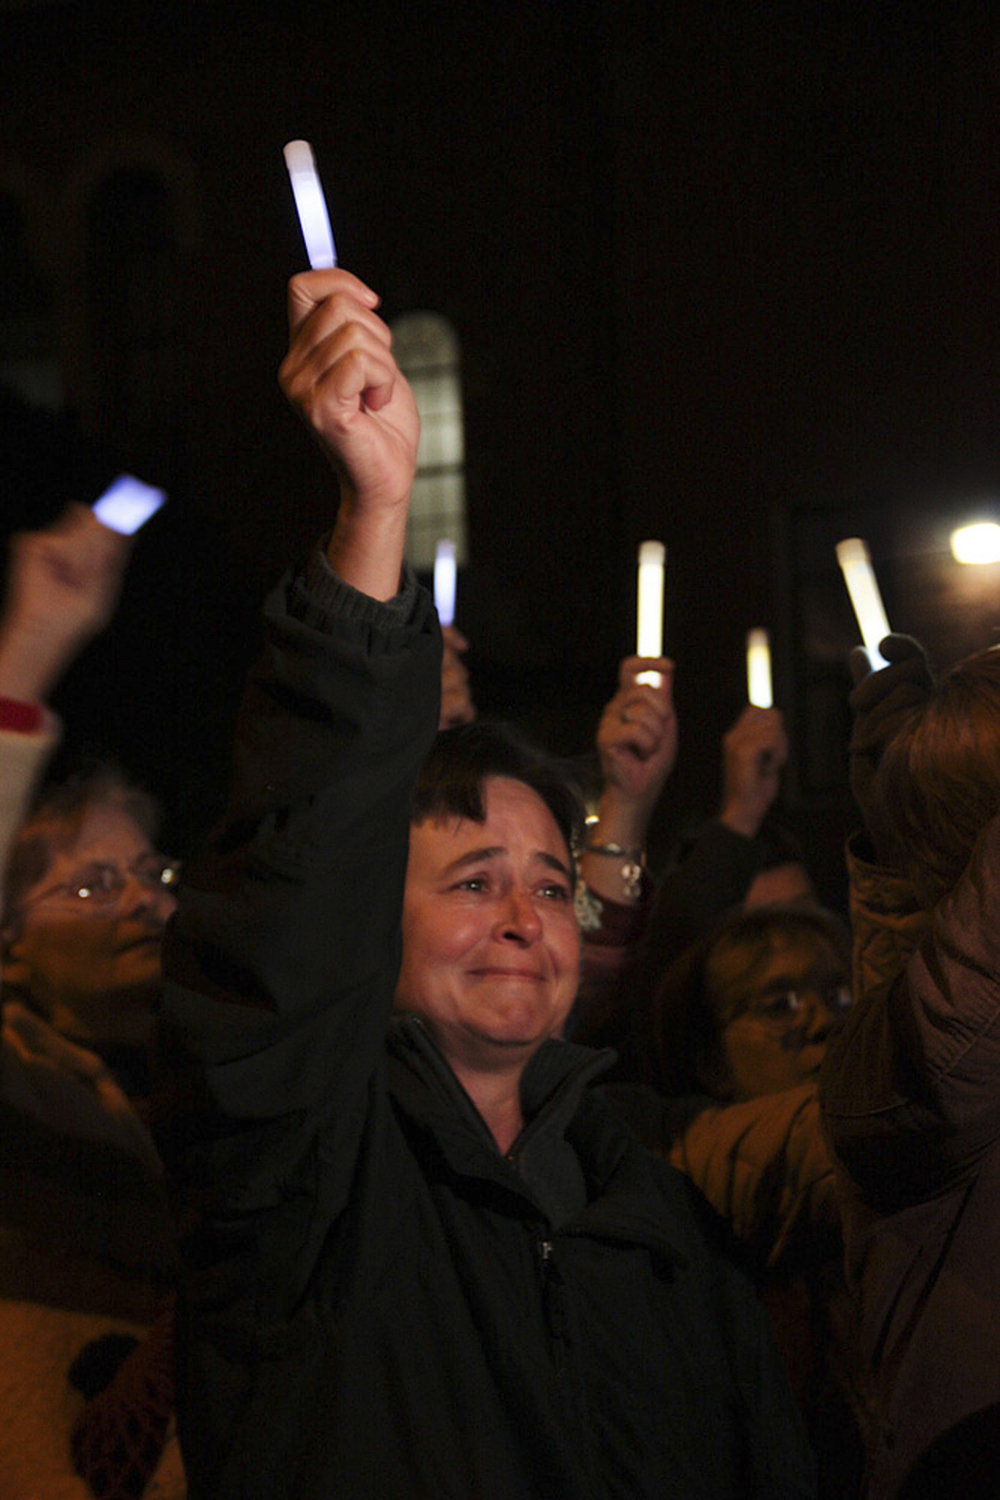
0,264,996,1500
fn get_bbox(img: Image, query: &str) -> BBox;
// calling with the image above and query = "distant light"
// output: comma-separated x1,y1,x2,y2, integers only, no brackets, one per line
951,522,1000,565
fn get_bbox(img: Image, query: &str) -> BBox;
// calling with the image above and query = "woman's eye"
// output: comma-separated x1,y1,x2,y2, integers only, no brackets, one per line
538,883,571,902
454,876,488,893
762,992,800,1018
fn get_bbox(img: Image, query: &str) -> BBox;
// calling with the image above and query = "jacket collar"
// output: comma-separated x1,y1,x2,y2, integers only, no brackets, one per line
385,1016,609,1167
385,1018,687,1265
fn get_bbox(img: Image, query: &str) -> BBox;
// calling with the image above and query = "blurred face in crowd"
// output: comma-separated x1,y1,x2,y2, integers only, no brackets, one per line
707,922,851,1100
2,800,177,1048
396,776,581,1082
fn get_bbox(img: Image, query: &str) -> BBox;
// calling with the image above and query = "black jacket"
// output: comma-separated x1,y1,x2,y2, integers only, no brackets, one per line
155,552,816,1499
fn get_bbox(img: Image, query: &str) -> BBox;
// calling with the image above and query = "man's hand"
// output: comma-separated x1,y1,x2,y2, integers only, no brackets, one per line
719,705,788,839
0,505,132,702
279,269,420,598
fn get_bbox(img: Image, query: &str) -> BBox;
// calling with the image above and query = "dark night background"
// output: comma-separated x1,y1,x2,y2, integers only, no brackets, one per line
1,0,998,908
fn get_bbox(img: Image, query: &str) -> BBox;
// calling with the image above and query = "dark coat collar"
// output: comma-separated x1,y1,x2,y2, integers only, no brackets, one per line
385,1017,686,1266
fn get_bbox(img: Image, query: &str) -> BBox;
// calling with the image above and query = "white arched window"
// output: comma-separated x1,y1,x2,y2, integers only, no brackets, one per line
391,311,466,571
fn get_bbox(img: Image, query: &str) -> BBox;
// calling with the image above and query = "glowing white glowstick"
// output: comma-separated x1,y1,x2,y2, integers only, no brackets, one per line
434,539,457,627
746,628,773,708
283,140,337,269
636,540,665,686
836,538,890,668
92,474,166,535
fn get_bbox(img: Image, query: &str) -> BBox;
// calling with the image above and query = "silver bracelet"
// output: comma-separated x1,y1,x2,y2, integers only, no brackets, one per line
584,842,644,901
574,882,604,932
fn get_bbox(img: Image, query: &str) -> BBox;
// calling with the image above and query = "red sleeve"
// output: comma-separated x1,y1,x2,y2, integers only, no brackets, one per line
0,697,44,733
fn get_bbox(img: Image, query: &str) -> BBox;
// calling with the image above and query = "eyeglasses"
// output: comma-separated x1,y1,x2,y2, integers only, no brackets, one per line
20,855,182,913
729,983,853,1031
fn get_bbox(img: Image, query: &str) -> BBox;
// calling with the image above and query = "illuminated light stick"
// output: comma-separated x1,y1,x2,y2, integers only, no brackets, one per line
283,140,337,269
434,539,457,627
92,474,166,535
746,628,773,708
836,537,891,668
636,540,665,687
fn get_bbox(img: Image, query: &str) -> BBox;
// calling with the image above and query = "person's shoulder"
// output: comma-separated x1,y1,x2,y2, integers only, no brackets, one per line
596,1078,704,1152
584,1081,750,1263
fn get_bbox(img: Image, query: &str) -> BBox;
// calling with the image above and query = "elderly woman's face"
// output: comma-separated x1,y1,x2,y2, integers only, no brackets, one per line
2,801,177,1047
708,927,851,1100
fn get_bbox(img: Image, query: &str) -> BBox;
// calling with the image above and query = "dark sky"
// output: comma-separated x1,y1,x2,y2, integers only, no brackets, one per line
1,0,997,893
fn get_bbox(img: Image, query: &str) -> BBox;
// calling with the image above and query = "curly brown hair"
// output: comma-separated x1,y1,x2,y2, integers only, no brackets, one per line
874,645,1000,909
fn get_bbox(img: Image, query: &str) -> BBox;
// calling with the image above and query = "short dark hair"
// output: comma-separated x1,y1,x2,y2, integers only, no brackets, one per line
412,721,585,868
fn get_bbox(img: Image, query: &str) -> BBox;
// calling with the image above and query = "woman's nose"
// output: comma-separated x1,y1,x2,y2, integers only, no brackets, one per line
495,887,542,944
804,995,837,1043
121,871,176,925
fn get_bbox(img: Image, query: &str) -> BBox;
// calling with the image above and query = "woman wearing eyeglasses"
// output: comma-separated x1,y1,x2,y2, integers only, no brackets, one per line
604,900,868,1500
2,770,179,1062
0,509,183,1500
0,767,182,1500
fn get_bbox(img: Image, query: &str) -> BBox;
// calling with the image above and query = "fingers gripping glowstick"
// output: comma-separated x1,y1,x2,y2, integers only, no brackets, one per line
283,140,337,269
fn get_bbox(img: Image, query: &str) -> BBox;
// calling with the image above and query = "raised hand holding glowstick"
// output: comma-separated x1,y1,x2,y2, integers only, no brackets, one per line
434,539,457,627
283,139,337,269
836,537,890,668
636,540,665,686
746,628,773,707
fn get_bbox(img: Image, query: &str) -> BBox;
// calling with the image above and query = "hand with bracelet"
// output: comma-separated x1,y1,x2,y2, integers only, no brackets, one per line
582,654,677,907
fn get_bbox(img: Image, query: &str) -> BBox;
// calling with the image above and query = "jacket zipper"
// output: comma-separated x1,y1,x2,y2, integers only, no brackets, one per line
537,1237,568,1378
